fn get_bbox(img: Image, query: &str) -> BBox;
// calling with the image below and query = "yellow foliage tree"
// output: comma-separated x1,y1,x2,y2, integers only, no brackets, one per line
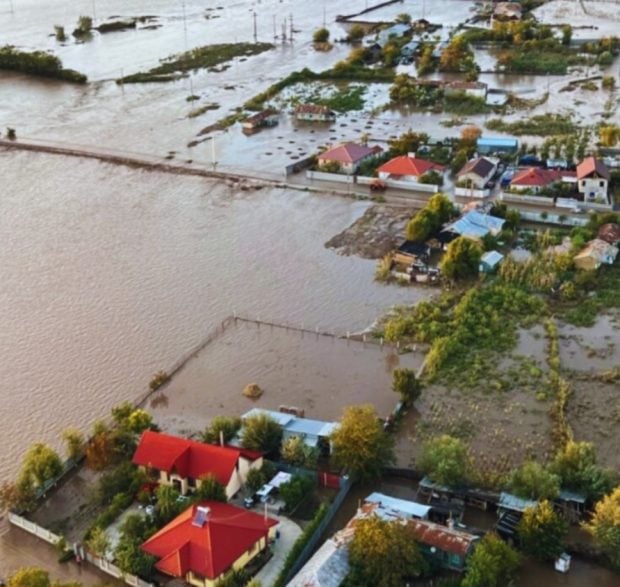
584,486,620,569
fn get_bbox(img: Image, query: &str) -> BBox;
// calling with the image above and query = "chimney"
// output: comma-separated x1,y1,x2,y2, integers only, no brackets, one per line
447,515,454,530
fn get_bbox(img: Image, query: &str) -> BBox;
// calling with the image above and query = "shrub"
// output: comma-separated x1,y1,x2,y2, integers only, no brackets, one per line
280,474,314,512
313,28,330,44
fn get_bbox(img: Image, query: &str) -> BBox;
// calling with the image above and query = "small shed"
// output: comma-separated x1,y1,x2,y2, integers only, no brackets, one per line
364,492,431,521
498,492,537,515
479,250,504,273
477,136,519,155
555,490,586,523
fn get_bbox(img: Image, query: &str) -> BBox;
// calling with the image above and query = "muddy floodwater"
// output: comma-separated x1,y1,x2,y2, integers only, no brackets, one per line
0,149,427,484
150,319,424,435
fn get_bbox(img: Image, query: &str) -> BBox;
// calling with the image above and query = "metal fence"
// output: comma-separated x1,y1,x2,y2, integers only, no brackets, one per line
283,473,352,583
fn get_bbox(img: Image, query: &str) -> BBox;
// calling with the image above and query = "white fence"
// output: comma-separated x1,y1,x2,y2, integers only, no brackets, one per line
8,512,154,587
357,176,438,193
8,512,61,545
306,170,353,183
455,186,490,198
502,192,613,212
519,210,588,227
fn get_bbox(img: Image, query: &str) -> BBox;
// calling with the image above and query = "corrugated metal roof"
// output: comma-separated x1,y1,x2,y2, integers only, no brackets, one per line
409,519,478,556
365,492,431,519
444,210,505,239
499,492,538,512
558,489,586,504
481,250,504,267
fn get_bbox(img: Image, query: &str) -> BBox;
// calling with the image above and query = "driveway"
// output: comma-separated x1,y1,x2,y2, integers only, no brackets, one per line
254,515,302,586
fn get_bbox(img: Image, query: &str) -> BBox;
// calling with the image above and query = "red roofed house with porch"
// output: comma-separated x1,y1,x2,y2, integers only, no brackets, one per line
377,155,445,183
142,501,278,587
509,167,563,193
132,431,263,499
577,156,610,204
317,142,382,174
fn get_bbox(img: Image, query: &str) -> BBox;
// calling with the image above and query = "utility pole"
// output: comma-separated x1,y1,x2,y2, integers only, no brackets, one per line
289,12,293,41
272,14,277,39
281,20,287,44
253,12,257,43
323,5,326,28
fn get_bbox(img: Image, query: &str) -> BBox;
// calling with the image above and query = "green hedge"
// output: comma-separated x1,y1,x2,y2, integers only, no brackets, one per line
0,45,87,83
273,503,329,587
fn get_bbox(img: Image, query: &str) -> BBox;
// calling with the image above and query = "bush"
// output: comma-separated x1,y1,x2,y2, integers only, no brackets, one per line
0,45,87,83
313,28,330,44
280,474,314,512
201,416,241,444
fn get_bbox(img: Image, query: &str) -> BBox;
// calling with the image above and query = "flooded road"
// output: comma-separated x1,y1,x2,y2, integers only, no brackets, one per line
0,149,426,482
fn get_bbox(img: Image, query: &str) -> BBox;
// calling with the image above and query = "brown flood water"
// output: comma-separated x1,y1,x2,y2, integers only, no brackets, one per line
150,319,424,436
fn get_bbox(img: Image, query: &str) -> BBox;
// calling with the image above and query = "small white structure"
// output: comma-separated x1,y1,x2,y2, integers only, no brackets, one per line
479,250,504,273
555,553,571,573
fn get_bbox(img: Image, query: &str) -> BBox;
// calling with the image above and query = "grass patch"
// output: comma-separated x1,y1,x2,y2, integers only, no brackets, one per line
188,102,220,118
117,42,274,83
317,85,366,112
0,45,87,83
486,114,575,136
444,92,490,115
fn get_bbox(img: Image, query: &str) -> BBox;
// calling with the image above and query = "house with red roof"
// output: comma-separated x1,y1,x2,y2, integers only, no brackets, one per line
377,155,445,183
509,167,563,193
317,142,382,174
141,501,278,587
576,157,610,204
132,431,263,499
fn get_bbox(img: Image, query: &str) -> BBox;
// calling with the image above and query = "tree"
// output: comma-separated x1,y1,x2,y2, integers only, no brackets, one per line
18,443,63,491
602,76,616,90
114,514,157,579
62,428,85,461
155,484,180,520
54,25,67,42
127,409,154,434
348,516,426,587
331,405,394,482
392,368,422,406
462,533,520,587
280,474,314,512
281,436,318,467
75,15,92,35
460,125,482,149
406,209,437,242
84,430,115,471
241,414,283,454
0,480,35,512
201,416,242,445
195,473,227,502
418,435,469,487
313,27,330,44
395,13,412,24
7,568,51,587
440,237,483,280
599,125,619,147
518,500,567,561
509,461,560,501
245,467,267,492
348,24,365,43
550,440,614,501
584,486,620,569
561,24,572,46
86,526,110,557
388,130,429,156
427,193,455,225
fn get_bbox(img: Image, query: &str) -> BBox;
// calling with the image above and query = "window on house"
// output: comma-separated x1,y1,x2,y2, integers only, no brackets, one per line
599,181,604,187
187,477,195,488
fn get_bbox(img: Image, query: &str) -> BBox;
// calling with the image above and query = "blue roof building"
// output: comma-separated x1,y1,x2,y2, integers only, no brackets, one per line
477,136,519,154
443,210,505,239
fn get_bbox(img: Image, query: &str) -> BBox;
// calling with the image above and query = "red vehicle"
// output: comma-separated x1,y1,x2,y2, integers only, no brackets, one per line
370,179,387,192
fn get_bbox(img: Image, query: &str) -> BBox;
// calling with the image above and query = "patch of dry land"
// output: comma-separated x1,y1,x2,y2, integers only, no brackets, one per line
325,205,415,259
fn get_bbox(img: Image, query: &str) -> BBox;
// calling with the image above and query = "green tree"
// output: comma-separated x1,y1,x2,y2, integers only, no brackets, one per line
462,533,520,587
331,405,394,482
550,440,614,501
54,25,67,42
388,130,429,156
561,25,572,46
395,13,412,24
313,27,330,44
18,443,63,491
418,434,469,487
427,193,455,224
0,480,35,512
348,24,365,43
280,474,314,512
281,436,318,467
584,486,620,569
241,414,283,454
62,428,85,461
348,516,426,587
7,568,51,587
406,208,437,241
440,236,483,280
75,15,92,35
195,473,227,502
201,416,241,445
86,526,110,557
155,484,180,519
509,461,560,501
114,514,157,579
245,467,267,492
127,409,154,434
518,500,568,561
392,368,422,406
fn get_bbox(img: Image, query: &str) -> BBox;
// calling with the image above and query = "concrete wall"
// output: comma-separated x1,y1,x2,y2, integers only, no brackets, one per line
455,186,490,198
357,175,438,192
306,170,353,183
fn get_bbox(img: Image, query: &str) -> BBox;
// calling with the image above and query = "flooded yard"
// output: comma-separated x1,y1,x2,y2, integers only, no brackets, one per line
150,319,425,436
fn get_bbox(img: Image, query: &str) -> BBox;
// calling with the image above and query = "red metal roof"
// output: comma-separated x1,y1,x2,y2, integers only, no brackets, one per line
510,167,562,187
377,155,445,178
142,501,278,580
408,519,478,557
295,103,332,115
576,157,610,180
598,223,620,245
318,142,382,164
132,431,247,485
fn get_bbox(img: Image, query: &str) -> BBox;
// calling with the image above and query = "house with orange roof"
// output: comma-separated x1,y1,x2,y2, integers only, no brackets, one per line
377,155,445,183
132,430,263,499
317,142,382,174
509,167,563,193
141,501,278,587
576,157,610,204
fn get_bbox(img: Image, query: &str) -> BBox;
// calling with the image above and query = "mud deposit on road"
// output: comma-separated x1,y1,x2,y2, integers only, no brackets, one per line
325,205,414,259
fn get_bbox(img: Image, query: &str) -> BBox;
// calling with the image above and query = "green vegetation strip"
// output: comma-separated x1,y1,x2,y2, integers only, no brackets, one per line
0,45,87,83
486,114,575,136
118,42,274,83
381,283,546,384
274,503,329,587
